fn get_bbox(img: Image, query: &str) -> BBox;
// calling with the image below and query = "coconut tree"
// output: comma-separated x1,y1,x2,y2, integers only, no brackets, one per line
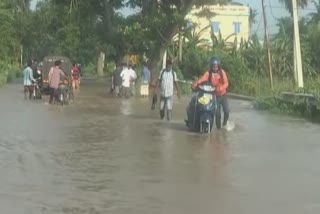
249,8,258,36
278,0,309,15
309,0,320,24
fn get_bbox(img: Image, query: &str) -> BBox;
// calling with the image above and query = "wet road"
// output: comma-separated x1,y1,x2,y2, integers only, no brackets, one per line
1,80,320,214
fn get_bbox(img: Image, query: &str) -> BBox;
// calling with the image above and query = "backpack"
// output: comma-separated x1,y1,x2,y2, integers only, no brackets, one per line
159,69,175,83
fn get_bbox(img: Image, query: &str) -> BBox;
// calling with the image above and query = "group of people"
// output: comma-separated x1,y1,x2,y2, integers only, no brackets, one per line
22,54,230,129
23,59,81,105
111,56,230,129
153,56,230,129
111,63,138,98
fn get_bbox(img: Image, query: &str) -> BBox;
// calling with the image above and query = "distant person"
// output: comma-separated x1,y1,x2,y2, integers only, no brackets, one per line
77,63,82,84
140,62,150,98
153,59,181,121
23,60,36,100
120,63,134,98
48,60,68,104
111,63,122,96
31,59,38,77
128,64,137,96
71,63,80,92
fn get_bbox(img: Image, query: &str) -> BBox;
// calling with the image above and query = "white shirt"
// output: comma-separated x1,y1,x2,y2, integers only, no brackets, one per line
158,69,177,97
120,68,134,87
129,68,137,80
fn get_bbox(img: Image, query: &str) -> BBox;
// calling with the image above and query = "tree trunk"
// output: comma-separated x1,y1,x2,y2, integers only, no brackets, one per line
148,0,196,83
103,2,113,38
97,51,105,77
149,45,167,86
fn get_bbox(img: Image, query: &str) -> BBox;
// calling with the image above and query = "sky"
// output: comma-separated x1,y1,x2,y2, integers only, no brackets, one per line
235,0,316,37
31,0,317,37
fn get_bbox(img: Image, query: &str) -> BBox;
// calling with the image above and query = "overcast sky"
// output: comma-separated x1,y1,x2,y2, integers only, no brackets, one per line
31,0,317,37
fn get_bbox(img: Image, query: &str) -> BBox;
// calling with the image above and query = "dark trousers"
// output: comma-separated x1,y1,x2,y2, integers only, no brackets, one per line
24,85,33,100
49,87,58,104
216,95,230,129
120,86,131,98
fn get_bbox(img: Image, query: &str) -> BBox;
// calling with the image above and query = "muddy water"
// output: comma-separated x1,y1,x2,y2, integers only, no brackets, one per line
0,81,320,214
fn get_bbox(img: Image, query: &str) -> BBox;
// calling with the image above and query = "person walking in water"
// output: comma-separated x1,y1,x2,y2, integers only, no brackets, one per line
71,63,80,93
140,62,150,98
48,60,68,104
128,64,137,96
23,60,36,100
120,63,134,98
111,63,123,97
192,56,230,129
153,59,181,121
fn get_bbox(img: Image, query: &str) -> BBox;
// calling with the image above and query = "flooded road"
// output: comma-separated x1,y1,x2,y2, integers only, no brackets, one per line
1,80,320,214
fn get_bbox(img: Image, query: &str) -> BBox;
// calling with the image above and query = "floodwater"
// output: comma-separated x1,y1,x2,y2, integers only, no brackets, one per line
1,80,320,214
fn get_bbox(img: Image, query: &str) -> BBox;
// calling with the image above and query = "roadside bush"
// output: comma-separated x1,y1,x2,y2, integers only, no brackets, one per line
0,62,8,86
179,46,209,79
106,61,116,74
0,61,20,86
6,65,21,82
82,62,96,76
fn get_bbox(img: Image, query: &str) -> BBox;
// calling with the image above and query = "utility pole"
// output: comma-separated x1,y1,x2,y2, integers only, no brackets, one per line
293,42,298,84
292,0,304,88
178,27,183,62
261,0,273,89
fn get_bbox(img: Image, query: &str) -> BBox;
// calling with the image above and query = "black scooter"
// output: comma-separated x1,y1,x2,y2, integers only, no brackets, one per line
185,81,216,133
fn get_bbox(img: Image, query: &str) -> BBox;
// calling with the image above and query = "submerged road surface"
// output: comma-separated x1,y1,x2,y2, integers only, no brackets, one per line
1,80,320,214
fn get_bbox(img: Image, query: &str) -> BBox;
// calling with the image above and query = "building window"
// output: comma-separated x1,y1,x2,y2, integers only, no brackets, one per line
211,22,220,33
234,22,241,33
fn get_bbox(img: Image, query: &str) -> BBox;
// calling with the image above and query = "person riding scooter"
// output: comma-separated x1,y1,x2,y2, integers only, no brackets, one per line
191,56,229,129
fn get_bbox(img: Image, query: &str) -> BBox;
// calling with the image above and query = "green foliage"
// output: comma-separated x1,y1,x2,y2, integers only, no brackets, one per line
82,62,96,76
0,0,319,102
0,63,9,86
0,61,20,86
106,62,116,74
179,46,209,79
6,64,21,82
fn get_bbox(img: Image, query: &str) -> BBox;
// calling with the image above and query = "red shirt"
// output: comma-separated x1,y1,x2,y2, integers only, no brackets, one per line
72,66,80,80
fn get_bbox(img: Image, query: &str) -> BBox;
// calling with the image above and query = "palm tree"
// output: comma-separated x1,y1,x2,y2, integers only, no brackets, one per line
309,0,320,24
249,8,258,36
278,0,309,15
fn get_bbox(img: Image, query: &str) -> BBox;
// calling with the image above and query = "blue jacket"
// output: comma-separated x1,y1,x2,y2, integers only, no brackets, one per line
23,66,36,86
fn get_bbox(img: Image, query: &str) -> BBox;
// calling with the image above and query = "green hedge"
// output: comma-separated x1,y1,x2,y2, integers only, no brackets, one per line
0,61,21,86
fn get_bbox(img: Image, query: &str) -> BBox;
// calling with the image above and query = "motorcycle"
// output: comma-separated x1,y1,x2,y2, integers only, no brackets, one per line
58,81,73,105
185,81,216,133
32,82,42,100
